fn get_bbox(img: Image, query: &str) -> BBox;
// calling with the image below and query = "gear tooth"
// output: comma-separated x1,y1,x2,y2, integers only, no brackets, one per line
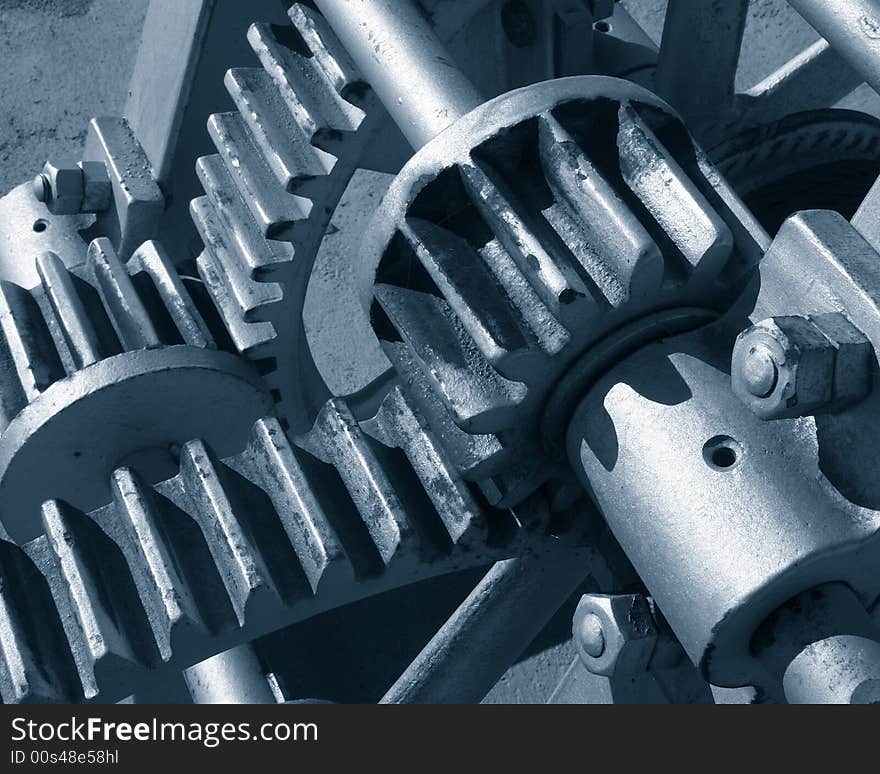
178,440,289,624
127,240,215,349
196,155,294,278
195,249,277,356
225,67,335,189
401,218,538,370
207,111,311,236
313,399,415,566
0,234,270,544
40,500,154,698
191,197,282,320
286,5,365,99
0,540,76,703
375,284,527,432
86,238,161,351
0,281,64,425
382,342,508,477
616,103,734,279
459,163,594,320
35,251,103,370
479,237,571,357
375,388,488,550
537,113,665,303
246,417,351,593
249,19,364,139
110,467,208,661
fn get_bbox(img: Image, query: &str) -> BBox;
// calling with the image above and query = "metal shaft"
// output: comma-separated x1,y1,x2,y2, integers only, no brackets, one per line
755,583,880,704
314,0,483,148
788,0,880,95
183,644,277,704
655,0,748,120
381,550,596,704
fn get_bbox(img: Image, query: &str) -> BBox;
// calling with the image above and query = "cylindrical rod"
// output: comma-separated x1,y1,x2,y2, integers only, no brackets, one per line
381,550,595,704
788,0,880,95
755,583,880,704
183,644,277,704
314,0,483,148
785,636,880,703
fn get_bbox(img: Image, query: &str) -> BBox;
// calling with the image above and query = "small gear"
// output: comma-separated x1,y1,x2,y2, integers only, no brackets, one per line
0,237,274,542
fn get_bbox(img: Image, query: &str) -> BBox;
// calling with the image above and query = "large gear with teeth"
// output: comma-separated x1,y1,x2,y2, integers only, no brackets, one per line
192,4,378,432
190,2,611,434
0,396,581,704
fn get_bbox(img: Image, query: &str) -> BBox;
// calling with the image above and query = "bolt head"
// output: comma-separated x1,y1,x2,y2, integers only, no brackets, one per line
577,612,605,657
572,593,657,677
732,314,871,420
732,316,831,420
741,343,778,398
39,161,84,215
32,174,49,203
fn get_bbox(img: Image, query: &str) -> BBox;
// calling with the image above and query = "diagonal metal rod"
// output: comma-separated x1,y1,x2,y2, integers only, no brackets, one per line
381,549,597,704
314,0,484,149
788,0,880,96
655,0,749,123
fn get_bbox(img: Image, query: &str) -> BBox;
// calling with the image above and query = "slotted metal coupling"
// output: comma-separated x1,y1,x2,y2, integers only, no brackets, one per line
350,76,765,511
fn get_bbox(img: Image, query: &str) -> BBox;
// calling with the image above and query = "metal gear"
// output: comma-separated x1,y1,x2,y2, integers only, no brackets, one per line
192,4,376,432
190,2,618,434
0,393,583,703
0,235,274,543
352,76,765,507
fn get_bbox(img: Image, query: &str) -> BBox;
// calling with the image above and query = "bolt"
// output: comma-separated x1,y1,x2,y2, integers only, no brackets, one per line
577,612,605,657
33,160,111,216
732,313,873,420
33,174,50,203
35,161,85,215
572,593,657,676
741,343,778,397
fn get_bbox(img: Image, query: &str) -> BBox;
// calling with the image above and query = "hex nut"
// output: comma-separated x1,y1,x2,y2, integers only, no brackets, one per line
79,161,112,213
573,593,657,677
810,312,873,408
38,161,84,215
731,313,872,420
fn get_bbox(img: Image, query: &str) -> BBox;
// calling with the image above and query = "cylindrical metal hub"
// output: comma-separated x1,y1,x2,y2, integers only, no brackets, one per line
566,333,880,686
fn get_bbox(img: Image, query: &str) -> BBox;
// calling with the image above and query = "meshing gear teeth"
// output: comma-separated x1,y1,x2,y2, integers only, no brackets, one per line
0,237,274,542
192,4,382,431
359,78,768,507
0,396,574,704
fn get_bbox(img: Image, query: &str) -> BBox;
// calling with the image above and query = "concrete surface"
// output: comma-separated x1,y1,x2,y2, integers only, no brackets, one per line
0,0,147,194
